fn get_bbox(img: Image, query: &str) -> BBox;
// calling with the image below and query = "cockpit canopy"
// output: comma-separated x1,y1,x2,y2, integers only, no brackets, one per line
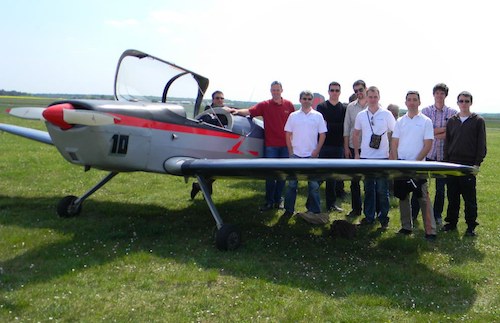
114,49,209,117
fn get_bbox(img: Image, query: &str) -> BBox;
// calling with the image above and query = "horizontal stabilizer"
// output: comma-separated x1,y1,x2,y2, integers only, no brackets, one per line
0,123,53,145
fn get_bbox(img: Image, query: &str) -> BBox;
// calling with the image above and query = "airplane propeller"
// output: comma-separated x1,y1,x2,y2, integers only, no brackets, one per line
7,105,118,129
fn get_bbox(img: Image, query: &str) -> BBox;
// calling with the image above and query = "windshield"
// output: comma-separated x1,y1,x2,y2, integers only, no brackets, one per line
114,49,209,116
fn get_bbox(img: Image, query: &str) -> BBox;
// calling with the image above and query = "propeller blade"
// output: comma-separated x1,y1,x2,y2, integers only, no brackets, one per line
63,109,118,126
6,107,46,120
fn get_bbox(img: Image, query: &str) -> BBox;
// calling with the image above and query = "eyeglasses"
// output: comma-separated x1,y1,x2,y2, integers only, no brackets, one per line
301,97,313,101
214,97,224,100
458,99,470,103
329,89,340,92
354,88,365,93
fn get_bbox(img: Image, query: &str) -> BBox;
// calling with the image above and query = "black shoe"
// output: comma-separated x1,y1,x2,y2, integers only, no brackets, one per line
380,222,389,230
465,228,476,237
259,203,274,212
398,228,413,235
425,234,437,241
441,223,457,232
358,218,375,226
328,205,344,213
346,209,361,218
190,182,201,199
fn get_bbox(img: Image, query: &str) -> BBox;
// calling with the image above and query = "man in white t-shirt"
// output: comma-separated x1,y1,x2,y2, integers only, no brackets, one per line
391,91,436,240
282,90,327,219
353,86,395,229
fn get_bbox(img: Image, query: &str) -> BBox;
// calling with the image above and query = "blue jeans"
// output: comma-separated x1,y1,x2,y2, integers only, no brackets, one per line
284,155,321,213
319,145,344,209
264,146,289,205
363,177,390,225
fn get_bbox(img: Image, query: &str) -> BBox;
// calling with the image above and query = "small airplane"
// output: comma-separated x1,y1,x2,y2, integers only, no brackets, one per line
0,49,477,250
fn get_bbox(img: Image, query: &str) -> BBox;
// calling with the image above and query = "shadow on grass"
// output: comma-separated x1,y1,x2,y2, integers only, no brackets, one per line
0,194,484,315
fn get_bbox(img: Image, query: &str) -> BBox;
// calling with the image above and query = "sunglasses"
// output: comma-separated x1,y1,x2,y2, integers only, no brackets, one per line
214,97,224,100
354,88,365,93
301,97,313,101
458,99,470,103
329,89,340,92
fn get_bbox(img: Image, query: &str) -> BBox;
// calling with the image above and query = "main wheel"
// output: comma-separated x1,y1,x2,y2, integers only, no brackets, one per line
215,224,241,251
57,195,82,218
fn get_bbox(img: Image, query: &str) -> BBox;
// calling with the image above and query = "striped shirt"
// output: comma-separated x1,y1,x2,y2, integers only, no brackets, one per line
421,105,458,161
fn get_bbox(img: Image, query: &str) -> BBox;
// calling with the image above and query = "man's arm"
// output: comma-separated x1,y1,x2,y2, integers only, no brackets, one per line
416,139,433,161
390,137,399,160
286,132,293,157
312,133,326,158
352,129,361,159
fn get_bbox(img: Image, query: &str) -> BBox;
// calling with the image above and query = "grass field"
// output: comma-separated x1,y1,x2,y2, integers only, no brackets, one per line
1,96,499,322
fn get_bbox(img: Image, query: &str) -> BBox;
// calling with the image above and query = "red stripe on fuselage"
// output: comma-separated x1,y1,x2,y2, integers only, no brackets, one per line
113,114,240,139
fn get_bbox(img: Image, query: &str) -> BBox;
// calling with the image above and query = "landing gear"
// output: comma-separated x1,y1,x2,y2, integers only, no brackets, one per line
56,172,118,218
57,195,82,218
197,175,242,251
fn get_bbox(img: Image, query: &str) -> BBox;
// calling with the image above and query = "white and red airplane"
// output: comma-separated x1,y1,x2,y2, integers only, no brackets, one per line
0,49,476,250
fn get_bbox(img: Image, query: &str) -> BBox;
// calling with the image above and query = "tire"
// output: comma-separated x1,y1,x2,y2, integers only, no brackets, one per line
215,224,241,251
57,195,82,218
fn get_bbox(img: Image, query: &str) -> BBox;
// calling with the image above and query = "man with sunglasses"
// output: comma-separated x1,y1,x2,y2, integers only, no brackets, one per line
282,90,327,220
443,91,487,236
316,82,346,213
343,80,368,218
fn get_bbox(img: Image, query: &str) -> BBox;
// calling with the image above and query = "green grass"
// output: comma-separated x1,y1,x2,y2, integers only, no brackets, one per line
1,97,499,321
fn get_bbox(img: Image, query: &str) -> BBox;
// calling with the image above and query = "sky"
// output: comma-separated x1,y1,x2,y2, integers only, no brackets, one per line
1,0,498,113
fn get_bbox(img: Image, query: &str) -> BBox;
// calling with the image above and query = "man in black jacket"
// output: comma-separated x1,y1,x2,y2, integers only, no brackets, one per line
443,91,487,236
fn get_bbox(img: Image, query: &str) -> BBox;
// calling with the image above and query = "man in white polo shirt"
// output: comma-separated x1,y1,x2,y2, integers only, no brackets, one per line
391,91,436,240
353,86,395,229
282,90,327,220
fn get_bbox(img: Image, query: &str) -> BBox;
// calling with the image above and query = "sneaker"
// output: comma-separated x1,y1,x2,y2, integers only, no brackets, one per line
358,218,375,226
346,209,362,218
425,234,437,241
465,227,476,237
398,228,413,235
273,200,284,210
435,217,443,226
441,223,457,232
259,203,274,212
190,182,201,199
380,222,389,230
328,205,344,213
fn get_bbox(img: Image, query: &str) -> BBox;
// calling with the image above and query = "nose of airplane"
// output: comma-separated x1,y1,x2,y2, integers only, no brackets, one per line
42,103,74,130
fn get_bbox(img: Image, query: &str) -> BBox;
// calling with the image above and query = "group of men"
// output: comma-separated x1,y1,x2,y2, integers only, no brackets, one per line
194,80,487,239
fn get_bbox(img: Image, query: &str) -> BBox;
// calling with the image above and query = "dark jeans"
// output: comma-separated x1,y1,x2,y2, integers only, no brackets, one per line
319,145,344,209
445,174,478,228
264,146,289,205
348,147,362,212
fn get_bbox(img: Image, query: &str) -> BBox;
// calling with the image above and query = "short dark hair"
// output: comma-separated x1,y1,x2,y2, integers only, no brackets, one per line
433,83,449,96
211,90,223,100
353,80,366,89
406,90,420,100
329,81,341,90
299,90,314,100
270,81,282,89
457,91,473,103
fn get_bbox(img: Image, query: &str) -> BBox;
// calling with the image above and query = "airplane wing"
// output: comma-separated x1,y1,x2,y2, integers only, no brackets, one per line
165,157,477,181
0,123,53,145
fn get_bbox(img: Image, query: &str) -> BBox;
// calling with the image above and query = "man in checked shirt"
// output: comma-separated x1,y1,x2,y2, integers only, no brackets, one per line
411,83,457,226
